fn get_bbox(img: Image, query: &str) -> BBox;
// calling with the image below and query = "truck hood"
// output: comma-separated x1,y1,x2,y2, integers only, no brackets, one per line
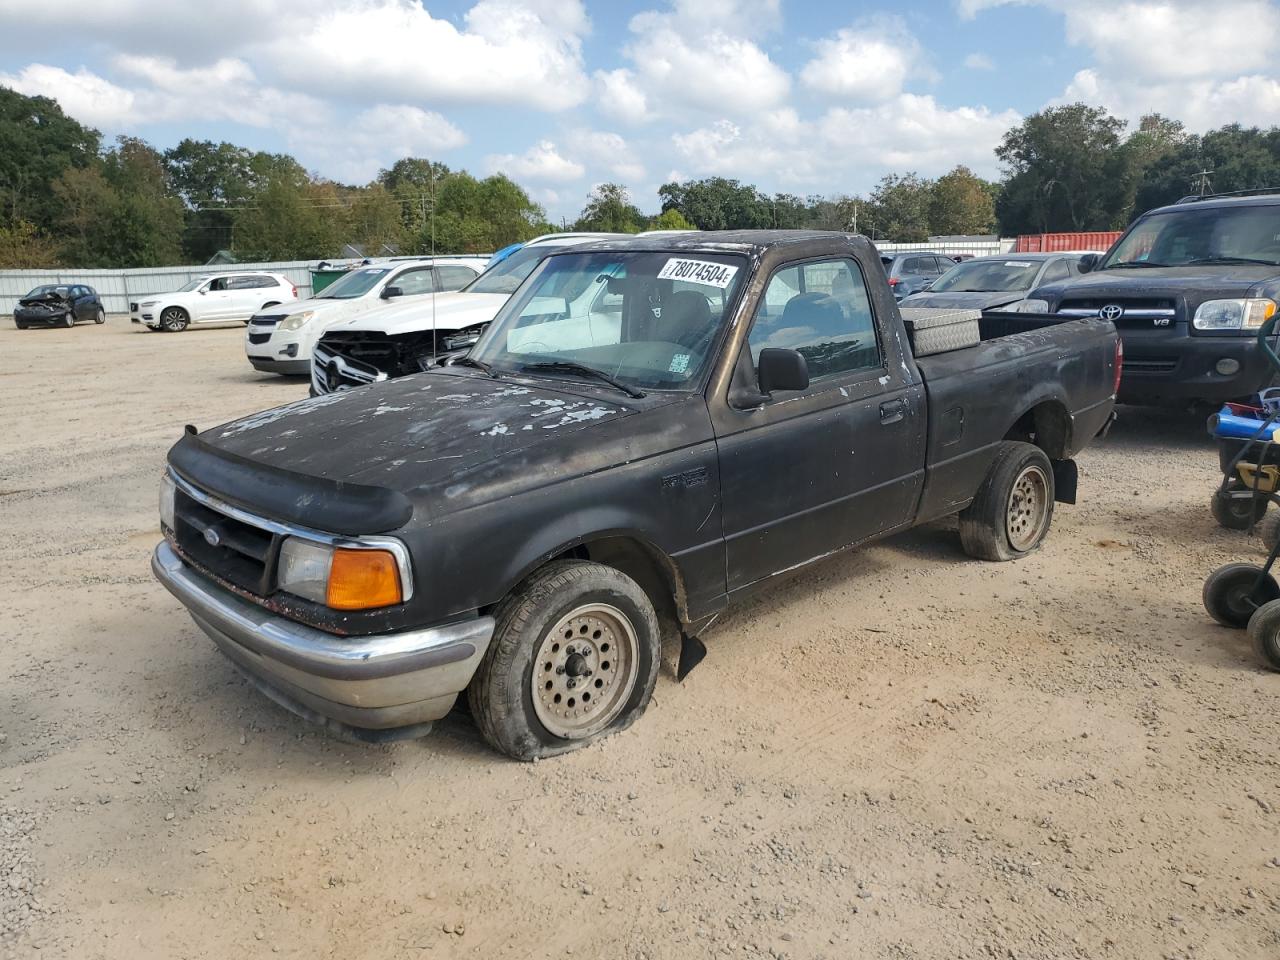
328,292,509,335
201,369,642,494
1035,263,1280,304
899,290,1024,311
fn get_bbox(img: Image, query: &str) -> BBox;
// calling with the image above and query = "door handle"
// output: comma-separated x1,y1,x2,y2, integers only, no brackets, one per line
879,398,906,424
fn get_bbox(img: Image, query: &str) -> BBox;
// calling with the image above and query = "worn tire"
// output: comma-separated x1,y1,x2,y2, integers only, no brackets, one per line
93,307,105,324
1247,598,1280,671
468,560,661,761
160,306,189,332
1211,485,1267,530
959,441,1055,561
61,312,74,328
1203,562,1280,628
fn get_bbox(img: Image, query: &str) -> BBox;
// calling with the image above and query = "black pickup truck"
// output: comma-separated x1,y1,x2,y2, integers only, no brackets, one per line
152,231,1118,759
1025,192,1280,405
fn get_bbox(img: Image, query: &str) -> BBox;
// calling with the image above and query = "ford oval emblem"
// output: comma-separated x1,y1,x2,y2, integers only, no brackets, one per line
204,526,222,547
1099,303,1123,321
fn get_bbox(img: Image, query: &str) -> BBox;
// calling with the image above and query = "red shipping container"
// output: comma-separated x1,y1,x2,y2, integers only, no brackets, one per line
1015,231,1122,253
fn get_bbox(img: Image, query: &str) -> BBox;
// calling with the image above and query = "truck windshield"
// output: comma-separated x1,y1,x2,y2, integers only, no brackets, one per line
315,267,391,299
1102,204,1280,269
464,245,559,296
930,259,1042,292
471,250,748,392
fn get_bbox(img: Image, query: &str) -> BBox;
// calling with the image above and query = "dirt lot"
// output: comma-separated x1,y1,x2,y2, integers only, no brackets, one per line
1,319,1278,960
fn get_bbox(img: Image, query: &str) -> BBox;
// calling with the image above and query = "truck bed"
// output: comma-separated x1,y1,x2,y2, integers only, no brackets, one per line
911,316,1118,522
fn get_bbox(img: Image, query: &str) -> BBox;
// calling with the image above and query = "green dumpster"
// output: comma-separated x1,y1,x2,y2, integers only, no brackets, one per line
310,268,349,295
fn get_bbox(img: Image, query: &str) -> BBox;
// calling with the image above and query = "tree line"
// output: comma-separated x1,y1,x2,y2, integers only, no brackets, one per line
4,85,1280,269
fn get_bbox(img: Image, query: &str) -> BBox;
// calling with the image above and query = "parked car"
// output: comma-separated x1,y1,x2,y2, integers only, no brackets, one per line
900,253,1093,313
880,252,954,300
131,272,297,333
1024,191,1280,405
14,284,104,328
152,230,1119,759
309,234,629,394
245,257,488,375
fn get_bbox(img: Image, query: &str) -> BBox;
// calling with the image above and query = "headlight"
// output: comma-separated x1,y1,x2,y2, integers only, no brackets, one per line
159,472,176,531
277,536,404,610
1193,298,1276,331
1013,299,1050,313
141,300,158,308
280,310,315,332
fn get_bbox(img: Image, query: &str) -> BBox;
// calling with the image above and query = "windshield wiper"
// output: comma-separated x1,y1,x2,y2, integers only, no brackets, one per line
1187,256,1280,266
452,356,500,378
1103,260,1170,269
522,360,646,399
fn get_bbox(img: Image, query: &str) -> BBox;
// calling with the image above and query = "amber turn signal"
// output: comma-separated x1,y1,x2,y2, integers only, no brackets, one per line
325,548,403,610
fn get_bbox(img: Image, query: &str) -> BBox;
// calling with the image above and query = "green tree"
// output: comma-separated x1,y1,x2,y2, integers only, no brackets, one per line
863,173,933,241
648,207,695,231
995,103,1131,234
346,183,407,255
658,177,770,230
0,218,60,267
928,166,997,236
0,87,100,229
378,157,451,239
1135,124,1280,213
233,177,345,261
574,182,643,233
430,173,546,253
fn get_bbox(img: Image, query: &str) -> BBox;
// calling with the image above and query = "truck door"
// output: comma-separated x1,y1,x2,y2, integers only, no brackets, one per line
711,256,926,593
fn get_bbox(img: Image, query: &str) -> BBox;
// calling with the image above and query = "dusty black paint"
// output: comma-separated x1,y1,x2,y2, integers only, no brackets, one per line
166,231,1118,638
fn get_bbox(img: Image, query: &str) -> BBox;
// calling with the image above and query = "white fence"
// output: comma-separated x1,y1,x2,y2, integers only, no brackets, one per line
874,239,1016,258
0,260,326,314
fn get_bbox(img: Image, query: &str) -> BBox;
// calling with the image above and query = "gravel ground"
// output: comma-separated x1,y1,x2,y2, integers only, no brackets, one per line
1,319,1278,960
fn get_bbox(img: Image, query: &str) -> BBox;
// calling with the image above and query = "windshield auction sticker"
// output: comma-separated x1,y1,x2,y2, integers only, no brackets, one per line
657,258,739,288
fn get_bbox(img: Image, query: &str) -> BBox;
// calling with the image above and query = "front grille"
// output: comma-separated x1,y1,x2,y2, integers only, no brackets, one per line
129,301,138,311
172,486,280,596
1056,297,1178,330
312,340,387,394
247,332,272,345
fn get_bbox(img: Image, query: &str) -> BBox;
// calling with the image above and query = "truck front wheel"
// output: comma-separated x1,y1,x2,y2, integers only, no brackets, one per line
959,441,1055,561
469,560,661,761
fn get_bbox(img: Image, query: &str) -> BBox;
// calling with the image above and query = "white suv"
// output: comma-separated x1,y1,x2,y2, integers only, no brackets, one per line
132,272,298,332
245,257,488,375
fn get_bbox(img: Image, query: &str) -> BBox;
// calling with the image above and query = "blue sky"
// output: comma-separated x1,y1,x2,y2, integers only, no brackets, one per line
2,0,1278,223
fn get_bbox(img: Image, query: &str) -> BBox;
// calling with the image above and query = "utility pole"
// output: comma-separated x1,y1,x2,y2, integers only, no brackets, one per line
1192,169,1213,196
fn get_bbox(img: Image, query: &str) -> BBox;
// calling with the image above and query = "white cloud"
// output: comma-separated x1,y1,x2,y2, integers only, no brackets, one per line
0,58,317,130
594,69,651,124
964,52,996,71
486,140,585,182
564,130,646,183
265,0,591,111
622,1,791,116
290,105,467,183
800,18,925,102
1062,67,1280,130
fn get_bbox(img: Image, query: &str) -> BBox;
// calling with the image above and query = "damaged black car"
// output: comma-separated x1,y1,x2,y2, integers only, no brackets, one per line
13,284,105,329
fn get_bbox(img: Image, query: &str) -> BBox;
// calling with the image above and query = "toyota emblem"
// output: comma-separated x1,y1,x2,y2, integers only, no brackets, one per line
1098,304,1123,321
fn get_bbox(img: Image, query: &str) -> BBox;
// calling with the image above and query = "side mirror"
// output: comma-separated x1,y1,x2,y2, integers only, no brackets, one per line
198,288,208,295
1078,253,1099,273
757,348,809,394
381,285,403,299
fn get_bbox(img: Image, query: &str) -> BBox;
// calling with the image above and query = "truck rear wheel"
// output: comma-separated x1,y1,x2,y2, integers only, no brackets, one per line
959,441,1055,561
468,560,661,761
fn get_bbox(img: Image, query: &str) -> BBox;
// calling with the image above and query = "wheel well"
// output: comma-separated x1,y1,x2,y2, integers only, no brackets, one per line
1004,400,1071,458
552,537,686,630
262,301,280,308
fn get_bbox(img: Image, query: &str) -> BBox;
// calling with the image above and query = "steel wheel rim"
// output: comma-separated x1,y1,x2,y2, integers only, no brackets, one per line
532,602,639,740
1006,463,1050,551
162,308,184,330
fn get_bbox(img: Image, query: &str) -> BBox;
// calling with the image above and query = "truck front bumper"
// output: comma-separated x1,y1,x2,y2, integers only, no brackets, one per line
151,542,495,738
1116,330,1279,404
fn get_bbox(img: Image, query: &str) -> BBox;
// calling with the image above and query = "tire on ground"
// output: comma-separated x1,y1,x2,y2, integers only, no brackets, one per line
160,307,189,332
1211,484,1267,530
1247,598,1280,671
468,559,661,761
959,440,1056,562
1202,562,1280,628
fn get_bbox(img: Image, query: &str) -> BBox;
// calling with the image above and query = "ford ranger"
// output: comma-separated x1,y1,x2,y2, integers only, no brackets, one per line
151,231,1119,760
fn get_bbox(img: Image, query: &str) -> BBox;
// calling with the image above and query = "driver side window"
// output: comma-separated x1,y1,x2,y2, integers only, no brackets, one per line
748,259,881,380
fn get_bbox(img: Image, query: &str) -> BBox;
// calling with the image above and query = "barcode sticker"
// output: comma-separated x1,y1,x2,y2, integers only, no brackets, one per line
657,258,739,288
